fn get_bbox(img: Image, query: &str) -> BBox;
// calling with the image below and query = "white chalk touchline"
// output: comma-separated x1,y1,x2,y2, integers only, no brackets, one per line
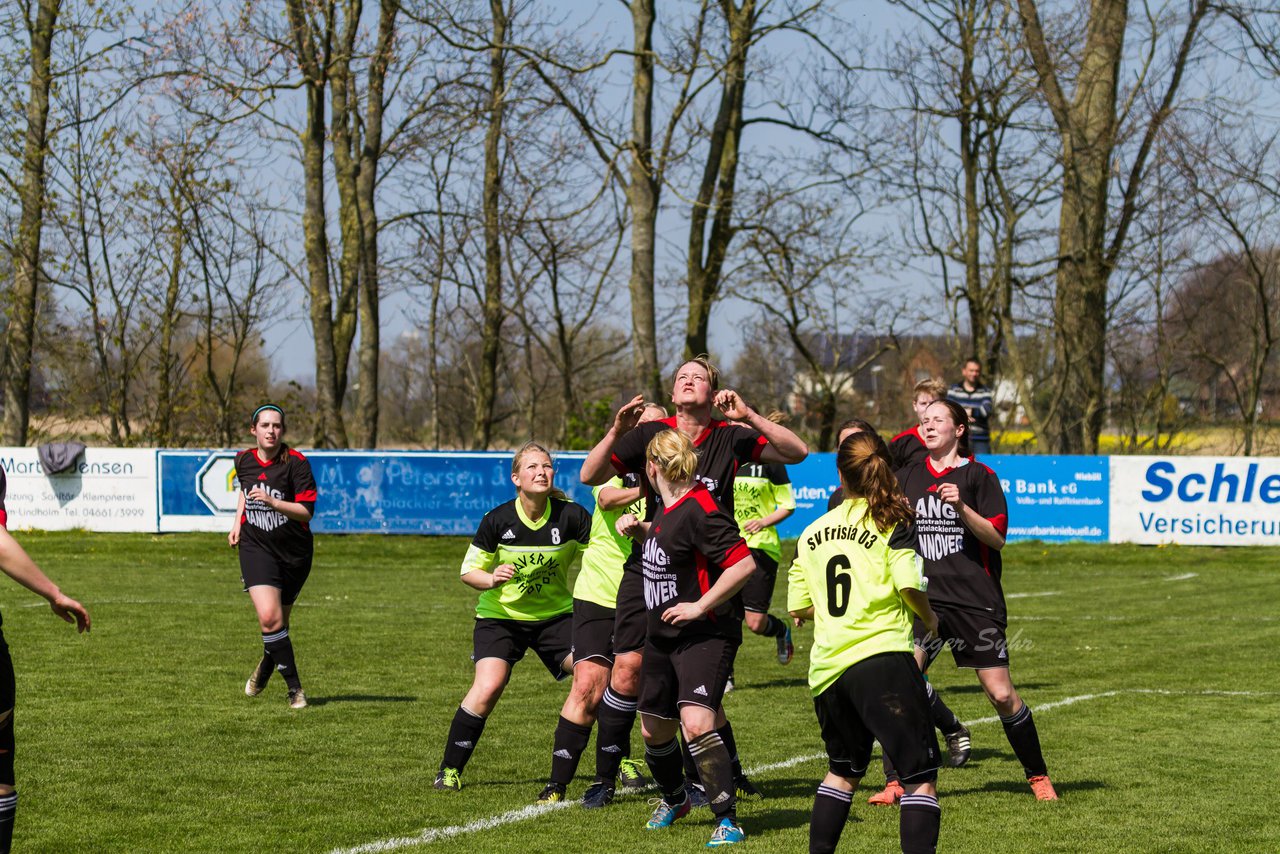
1164,572,1198,581
328,687,1276,854
1006,591,1060,599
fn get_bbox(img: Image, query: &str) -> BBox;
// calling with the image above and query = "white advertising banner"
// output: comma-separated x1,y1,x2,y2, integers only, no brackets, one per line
0,448,157,532
1110,455,1280,545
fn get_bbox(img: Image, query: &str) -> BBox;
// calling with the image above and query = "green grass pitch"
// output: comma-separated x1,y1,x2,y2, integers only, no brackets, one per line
2,533,1276,852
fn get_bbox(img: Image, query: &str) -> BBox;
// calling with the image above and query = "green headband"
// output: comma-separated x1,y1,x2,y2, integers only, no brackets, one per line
251,405,284,425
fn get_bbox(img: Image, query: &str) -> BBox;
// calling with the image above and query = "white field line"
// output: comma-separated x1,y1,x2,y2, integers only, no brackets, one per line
1006,591,1060,599
329,688,1277,854
1164,572,1198,581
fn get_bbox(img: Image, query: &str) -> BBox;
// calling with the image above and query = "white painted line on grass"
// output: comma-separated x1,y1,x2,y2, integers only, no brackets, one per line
1006,591,1060,599
330,687,1278,854
1164,572,1198,581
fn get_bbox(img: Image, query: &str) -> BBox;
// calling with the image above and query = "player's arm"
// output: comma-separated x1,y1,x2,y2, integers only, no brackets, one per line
888,523,938,636
248,488,313,523
616,513,650,541
743,504,793,534
714,390,808,463
461,565,515,591
661,553,756,627
580,394,646,485
0,528,90,632
597,485,641,511
787,545,815,625
228,489,246,547
936,483,1005,550
900,588,938,638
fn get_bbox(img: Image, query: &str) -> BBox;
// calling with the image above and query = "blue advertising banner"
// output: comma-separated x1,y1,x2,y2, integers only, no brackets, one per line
983,455,1109,542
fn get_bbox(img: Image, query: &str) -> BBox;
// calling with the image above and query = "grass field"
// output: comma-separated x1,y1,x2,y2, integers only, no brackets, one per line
2,533,1277,852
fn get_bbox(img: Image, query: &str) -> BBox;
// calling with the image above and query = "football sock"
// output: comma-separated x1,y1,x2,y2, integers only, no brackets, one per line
688,731,736,821
680,733,700,784
717,719,744,778
550,715,593,786
441,705,487,772
0,792,15,854
762,614,788,638
810,784,853,854
262,628,301,692
926,682,962,735
882,753,901,784
594,688,637,783
1000,703,1048,778
899,792,941,854
644,738,686,805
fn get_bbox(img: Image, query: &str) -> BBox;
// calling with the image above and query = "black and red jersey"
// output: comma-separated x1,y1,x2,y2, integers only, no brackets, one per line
889,426,928,472
897,457,1008,623
0,467,7,528
642,483,750,644
235,445,318,561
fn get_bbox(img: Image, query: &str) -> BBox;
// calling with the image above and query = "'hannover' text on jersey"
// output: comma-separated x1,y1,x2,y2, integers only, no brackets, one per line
235,446,317,562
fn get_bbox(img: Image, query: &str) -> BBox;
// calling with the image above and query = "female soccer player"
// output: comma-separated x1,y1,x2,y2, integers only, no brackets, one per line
889,379,947,471
826,418,888,511
229,404,318,710
541,403,666,807
632,430,756,847
896,400,1057,800
789,432,942,854
0,472,91,854
434,442,591,793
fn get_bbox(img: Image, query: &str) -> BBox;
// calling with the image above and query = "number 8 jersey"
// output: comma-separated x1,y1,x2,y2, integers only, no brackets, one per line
787,498,924,697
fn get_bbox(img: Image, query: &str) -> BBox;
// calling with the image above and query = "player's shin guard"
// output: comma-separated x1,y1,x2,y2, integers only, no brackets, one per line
899,793,940,854
925,681,962,735
0,792,15,854
441,705,487,772
550,715,593,786
594,688,637,783
717,719,744,777
262,628,301,692
810,783,852,854
645,738,686,804
688,731,736,821
1000,703,1048,778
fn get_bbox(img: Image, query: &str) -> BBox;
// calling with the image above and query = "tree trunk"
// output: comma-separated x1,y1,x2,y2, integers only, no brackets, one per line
155,208,185,446
627,0,663,401
3,0,61,445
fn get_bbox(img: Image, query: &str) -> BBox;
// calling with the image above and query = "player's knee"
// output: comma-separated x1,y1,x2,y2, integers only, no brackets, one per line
257,612,284,633
0,784,12,797
612,657,641,694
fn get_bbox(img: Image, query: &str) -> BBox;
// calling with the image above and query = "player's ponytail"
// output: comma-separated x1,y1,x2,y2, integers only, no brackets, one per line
646,430,697,486
838,432,913,533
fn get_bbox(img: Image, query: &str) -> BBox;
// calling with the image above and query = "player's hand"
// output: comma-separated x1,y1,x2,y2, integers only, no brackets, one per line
247,485,274,508
490,565,515,588
661,601,705,626
228,527,240,547
792,616,806,628
936,483,963,510
713,389,754,422
616,513,643,539
613,394,646,435
920,610,940,640
741,518,764,534
50,593,90,634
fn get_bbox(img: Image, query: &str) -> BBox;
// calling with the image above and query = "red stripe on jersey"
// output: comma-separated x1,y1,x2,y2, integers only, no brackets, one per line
691,484,719,514
288,449,308,461
723,541,750,567
750,433,768,462
252,449,276,467
295,490,318,502
925,457,953,478
0,509,6,528
892,426,924,444
695,552,715,623
988,513,1008,537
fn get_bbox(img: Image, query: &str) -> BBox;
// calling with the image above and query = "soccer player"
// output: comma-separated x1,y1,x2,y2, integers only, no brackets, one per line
789,431,942,854
948,359,994,456
889,379,948,472
229,404,318,710
579,356,808,804
630,430,757,847
733,452,796,666
434,442,591,793
541,403,667,807
0,470,92,854
897,400,1057,800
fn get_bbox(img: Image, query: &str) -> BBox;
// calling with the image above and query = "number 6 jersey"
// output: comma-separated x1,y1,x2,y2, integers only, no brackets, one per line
787,498,923,697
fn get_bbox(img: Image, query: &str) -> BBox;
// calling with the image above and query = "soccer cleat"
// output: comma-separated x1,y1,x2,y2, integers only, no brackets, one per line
287,689,308,709
706,818,746,847
581,781,615,809
618,757,650,790
434,767,462,791
734,773,763,801
537,782,566,803
1028,775,1060,801
776,625,794,665
244,657,272,697
945,723,972,767
645,795,691,829
723,674,736,693
867,780,904,806
687,782,709,808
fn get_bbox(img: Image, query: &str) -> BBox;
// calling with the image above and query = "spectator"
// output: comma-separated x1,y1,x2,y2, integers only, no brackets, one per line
948,359,994,456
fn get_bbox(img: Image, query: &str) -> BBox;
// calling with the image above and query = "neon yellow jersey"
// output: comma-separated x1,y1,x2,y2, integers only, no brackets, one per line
462,497,591,621
574,476,645,609
787,499,924,696
732,462,795,561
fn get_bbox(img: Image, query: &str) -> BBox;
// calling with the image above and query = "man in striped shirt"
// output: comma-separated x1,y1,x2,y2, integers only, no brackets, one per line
948,359,993,456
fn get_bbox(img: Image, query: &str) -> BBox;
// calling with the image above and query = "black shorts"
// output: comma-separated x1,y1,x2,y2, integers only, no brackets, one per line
814,651,940,784
0,628,13,787
914,605,1010,669
638,635,738,719
239,543,313,606
740,550,779,613
613,566,647,656
472,614,573,680
571,598,616,666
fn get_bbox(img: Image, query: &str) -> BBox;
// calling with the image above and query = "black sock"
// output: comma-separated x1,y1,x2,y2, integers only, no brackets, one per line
680,733,700,785
883,752,900,784
441,705,487,772
262,628,301,692
689,731,736,821
0,791,15,854
550,715,593,786
762,614,787,638
1000,703,1048,778
810,783,852,854
594,688,637,783
645,738,686,804
899,792,941,854
926,682,962,735
718,719,744,778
